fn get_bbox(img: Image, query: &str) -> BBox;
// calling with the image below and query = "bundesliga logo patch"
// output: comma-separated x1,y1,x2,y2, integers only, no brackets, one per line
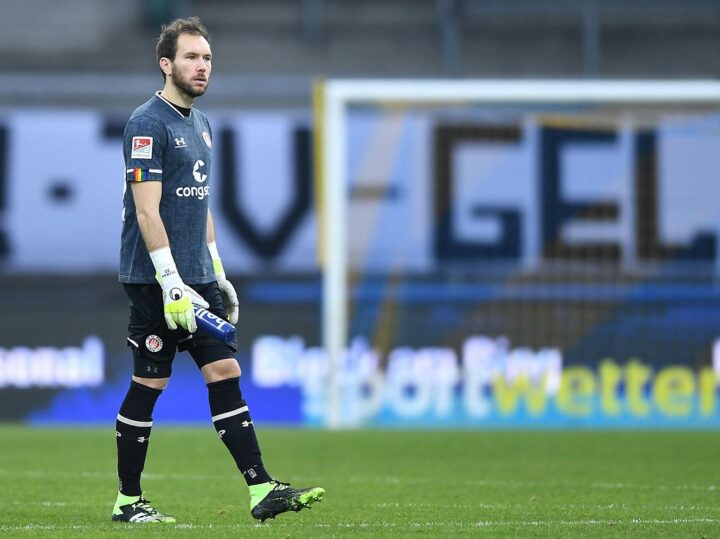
131,136,153,159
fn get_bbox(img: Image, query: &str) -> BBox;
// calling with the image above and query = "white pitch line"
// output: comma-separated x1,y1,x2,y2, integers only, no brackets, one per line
11,501,73,507
475,518,720,527
1,518,719,532
347,475,720,492
0,469,117,480
0,468,217,481
9,500,719,514
369,502,720,512
1,468,718,494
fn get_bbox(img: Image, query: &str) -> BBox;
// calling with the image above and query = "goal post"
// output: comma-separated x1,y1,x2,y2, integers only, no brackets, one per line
315,79,720,429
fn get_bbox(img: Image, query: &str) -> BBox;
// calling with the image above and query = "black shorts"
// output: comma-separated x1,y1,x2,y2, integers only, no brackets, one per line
123,282,237,378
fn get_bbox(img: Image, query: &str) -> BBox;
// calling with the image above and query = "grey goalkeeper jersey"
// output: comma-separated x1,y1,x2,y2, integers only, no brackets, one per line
119,92,216,284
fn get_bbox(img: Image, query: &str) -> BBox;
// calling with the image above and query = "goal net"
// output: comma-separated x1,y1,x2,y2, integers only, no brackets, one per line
313,80,720,428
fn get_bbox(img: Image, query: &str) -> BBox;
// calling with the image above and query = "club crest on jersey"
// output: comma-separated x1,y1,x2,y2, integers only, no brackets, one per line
202,131,212,149
145,335,163,353
131,136,153,159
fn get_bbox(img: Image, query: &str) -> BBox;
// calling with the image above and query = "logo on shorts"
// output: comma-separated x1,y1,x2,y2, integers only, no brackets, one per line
202,131,212,148
131,136,153,159
145,335,163,352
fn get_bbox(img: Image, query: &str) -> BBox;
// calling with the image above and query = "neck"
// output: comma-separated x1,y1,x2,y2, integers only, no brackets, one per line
160,81,194,109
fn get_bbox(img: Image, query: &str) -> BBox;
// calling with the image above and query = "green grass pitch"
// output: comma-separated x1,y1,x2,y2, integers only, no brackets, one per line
1,426,719,537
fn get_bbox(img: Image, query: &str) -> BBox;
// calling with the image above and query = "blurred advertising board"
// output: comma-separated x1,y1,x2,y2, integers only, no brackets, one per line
7,333,719,429
250,335,720,429
0,109,720,273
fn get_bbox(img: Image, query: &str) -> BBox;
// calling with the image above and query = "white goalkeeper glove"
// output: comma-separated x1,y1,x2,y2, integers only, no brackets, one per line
208,241,239,324
150,247,209,333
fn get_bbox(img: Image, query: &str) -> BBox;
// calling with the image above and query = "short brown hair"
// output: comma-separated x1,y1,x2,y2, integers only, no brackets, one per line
156,17,210,79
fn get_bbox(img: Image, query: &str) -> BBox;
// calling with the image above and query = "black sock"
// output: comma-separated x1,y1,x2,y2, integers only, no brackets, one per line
207,377,271,485
115,381,162,496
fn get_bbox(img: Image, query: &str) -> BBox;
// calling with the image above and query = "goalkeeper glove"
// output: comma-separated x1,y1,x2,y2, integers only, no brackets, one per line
208,241,239,324
150,247,209,333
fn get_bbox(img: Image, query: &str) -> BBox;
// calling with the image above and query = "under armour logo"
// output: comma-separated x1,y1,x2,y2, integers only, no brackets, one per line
241,420,253,428
175,137,187,148
146,366,158,373
137,436,149,443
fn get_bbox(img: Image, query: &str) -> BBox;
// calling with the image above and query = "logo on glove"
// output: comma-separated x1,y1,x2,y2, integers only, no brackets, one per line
169,287,184,301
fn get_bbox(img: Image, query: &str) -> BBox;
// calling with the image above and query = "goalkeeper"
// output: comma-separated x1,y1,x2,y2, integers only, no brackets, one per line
113,16,323,524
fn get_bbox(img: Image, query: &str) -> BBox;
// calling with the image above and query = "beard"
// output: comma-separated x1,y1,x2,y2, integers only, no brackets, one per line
170,66,208,99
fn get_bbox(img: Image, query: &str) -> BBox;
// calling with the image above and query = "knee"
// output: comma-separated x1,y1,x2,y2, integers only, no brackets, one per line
202,358,241,383
132,375,169,390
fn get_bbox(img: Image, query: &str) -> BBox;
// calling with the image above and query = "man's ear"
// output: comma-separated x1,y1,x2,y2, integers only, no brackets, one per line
159,58,172,77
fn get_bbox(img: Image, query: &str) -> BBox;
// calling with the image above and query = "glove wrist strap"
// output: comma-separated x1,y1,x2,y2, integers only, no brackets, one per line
149,246,182,288
207,241,225,276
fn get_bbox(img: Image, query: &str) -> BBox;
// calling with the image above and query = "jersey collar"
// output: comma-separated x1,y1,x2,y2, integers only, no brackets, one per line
155,91,193,118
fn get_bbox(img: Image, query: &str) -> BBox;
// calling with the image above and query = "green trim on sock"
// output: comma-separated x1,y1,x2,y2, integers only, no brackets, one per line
113,492,141,515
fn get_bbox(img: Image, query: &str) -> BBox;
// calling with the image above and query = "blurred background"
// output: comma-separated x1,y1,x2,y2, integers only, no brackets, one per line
2,0,720,428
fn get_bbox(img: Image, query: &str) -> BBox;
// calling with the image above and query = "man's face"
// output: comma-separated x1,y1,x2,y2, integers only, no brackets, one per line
168,33,212,98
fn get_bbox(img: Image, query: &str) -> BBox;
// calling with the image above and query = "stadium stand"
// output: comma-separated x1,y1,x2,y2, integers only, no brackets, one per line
0,0,719,108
